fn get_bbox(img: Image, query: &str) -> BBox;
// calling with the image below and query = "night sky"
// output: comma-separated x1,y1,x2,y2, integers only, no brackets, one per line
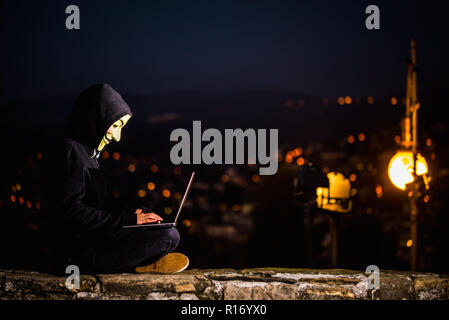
1,0,448,104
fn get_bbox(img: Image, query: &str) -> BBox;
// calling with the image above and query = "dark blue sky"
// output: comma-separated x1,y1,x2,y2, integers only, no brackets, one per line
1,0,448,103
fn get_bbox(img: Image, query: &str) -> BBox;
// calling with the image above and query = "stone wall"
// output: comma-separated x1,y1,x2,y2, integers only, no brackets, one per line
1,268,448,300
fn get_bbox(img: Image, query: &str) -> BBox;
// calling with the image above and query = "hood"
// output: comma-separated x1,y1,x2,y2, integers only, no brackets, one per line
64,84,132,149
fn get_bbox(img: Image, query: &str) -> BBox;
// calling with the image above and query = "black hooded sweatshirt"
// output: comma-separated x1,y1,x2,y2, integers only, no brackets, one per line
46,84,136,257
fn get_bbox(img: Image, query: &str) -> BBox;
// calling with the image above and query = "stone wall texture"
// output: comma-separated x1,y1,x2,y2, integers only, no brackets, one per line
1,268,448,300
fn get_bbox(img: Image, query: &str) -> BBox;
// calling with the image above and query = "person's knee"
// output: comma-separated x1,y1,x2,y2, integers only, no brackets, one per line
166,227,180,249
140,227,180,252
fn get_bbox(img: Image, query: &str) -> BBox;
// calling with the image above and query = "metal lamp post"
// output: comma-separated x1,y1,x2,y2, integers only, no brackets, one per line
408,39,420,272
388,39,430,271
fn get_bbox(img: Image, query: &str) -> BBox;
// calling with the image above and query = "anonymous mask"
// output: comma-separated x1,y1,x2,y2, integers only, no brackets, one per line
97,114,131,151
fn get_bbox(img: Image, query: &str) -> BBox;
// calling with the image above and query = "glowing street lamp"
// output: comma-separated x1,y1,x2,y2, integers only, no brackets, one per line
388,151,429,191
316,172,352,213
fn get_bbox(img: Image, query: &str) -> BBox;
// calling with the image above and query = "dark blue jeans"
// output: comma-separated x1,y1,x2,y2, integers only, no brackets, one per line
71,227,180,274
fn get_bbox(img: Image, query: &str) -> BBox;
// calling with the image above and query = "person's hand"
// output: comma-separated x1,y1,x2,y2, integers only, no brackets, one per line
135,209,163,225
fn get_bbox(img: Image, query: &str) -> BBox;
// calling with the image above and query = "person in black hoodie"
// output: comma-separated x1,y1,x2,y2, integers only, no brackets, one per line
45,83,189,275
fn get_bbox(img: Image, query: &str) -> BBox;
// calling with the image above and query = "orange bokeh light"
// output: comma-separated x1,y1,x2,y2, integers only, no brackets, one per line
183,219,192,228
137,189,146,198
375,185,383,198
147,182,155,190
347,135,355,144
296,157,305,166
345,96,352,104
358,133,366,142
162,189,171,198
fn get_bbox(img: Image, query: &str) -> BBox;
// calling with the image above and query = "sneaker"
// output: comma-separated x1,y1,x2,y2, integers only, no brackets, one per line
135,253,189,274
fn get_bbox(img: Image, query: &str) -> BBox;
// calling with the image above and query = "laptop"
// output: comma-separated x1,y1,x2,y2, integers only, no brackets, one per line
122,172,195,229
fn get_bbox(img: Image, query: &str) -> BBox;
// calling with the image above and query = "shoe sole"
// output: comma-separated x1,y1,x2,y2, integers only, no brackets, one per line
135,253,189,274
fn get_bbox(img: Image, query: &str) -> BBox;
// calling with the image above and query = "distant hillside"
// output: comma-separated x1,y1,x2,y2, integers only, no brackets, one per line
1,89,404,155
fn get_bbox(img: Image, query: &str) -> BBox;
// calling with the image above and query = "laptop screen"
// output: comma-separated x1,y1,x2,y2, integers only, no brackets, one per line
140,172,195,224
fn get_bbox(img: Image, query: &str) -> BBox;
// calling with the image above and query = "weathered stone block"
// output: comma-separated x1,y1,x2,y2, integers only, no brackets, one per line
0,269,97,299
370,271,413,300
414,275,449,300
223,280,298,300
97,272,209,298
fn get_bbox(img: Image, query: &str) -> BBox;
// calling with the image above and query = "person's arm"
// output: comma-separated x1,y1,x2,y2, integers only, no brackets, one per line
61,146,135,236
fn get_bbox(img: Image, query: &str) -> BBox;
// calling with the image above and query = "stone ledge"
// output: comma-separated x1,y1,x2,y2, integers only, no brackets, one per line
1,268,448,300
